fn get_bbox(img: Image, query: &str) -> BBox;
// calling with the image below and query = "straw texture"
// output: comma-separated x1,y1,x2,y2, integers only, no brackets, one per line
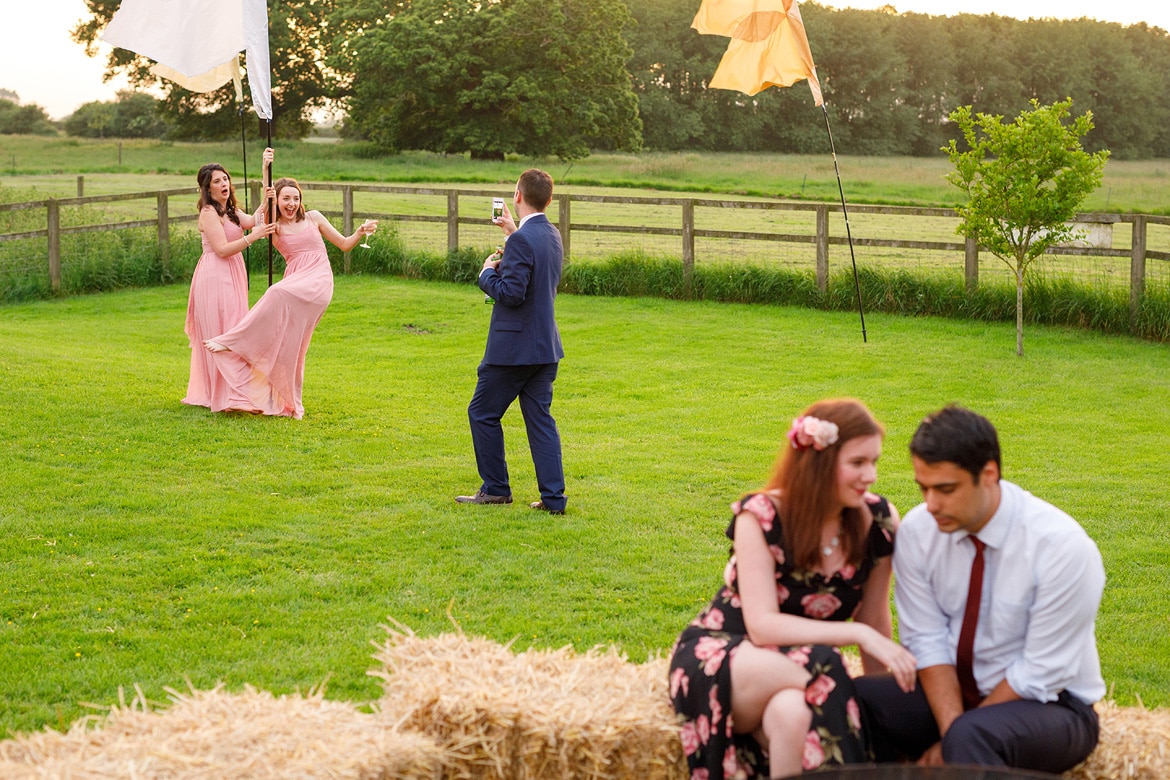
2,631,1168,780
370,624,686,780
0,684,443,780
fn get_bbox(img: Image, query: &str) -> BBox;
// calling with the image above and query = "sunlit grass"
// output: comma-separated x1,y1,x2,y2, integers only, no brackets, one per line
1,275,1167,735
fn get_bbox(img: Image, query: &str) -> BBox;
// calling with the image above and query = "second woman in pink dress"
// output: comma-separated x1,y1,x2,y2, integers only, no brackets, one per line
205,171,377,419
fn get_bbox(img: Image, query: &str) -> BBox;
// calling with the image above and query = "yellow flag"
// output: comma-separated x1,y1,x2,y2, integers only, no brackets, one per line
693,0,823,104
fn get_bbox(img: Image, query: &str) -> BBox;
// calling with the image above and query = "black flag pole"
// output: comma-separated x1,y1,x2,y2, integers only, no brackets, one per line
820,103,867,343
265,119,274,287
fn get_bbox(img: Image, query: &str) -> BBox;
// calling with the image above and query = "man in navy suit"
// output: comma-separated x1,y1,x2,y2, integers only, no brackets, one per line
456,169,567,514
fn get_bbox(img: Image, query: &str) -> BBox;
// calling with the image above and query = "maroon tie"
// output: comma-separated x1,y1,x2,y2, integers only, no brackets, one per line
956,535,986,711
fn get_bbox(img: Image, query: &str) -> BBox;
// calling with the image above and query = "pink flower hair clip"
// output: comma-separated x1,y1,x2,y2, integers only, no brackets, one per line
787,415,840,451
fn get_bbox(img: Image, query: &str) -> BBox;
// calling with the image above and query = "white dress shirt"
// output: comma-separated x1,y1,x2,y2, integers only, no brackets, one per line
895,480,1106,704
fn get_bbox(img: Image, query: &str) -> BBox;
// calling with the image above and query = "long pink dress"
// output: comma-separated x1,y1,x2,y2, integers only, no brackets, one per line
208,223,334,419
182,217,252,411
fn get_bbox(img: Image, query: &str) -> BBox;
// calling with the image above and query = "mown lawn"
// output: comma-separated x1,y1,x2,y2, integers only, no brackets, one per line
1,275,1167,735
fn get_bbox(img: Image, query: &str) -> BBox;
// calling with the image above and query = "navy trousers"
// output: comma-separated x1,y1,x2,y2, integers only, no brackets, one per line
854,674,1099,775
468,362,565,511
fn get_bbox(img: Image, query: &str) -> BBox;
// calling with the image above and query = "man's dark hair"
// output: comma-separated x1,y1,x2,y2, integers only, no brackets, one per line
517,169,554,211
909,405,1001,482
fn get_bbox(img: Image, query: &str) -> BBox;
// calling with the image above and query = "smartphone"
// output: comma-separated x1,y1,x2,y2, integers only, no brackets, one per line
491,198,505,222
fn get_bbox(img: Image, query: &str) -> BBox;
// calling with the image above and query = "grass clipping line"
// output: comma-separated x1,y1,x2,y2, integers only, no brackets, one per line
370,622,686,780
0,683,443,780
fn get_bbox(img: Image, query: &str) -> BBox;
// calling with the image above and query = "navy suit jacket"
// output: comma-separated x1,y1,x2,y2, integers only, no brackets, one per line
477,213,564,366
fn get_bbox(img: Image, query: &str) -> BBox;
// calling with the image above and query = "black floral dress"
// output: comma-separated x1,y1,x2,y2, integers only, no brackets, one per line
669,492,895,779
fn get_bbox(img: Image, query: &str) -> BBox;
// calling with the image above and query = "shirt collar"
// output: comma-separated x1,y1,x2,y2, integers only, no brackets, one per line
517,212,544,229
953,479,1015,551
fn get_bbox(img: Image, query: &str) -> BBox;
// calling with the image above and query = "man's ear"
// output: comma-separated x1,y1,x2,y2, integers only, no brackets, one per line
979,460,1000,486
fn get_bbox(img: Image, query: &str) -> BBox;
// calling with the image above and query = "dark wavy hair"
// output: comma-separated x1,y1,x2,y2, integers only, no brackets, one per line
761,398,885,571
196,163,240,226
910,405,1001,482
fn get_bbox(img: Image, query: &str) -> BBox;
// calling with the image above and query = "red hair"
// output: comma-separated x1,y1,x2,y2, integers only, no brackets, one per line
760,398,884,571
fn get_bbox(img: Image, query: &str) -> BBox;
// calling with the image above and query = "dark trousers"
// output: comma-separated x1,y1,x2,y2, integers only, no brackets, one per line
468,362,565,511
854,674,1099,775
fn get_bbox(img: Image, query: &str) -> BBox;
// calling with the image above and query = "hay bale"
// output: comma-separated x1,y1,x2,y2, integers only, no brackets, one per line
0,684,443,780
373,628,1170,780
370,626,686,780
1065,699,1170,780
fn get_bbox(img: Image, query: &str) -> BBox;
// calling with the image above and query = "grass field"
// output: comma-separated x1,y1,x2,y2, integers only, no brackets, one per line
4,134,1170,212
2,275,1168,736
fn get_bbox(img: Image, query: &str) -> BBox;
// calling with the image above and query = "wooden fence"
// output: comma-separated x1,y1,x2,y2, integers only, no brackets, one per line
2,182,1167,320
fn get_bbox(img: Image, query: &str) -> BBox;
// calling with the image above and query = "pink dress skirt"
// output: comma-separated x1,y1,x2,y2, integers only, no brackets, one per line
208,223,334,419
182,218,252,411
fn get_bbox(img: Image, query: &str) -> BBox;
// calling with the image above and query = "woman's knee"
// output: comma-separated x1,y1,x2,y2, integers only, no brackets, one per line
763,688,813,734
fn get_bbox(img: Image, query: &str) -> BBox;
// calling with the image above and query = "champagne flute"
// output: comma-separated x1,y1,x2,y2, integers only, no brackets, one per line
358,219,376,249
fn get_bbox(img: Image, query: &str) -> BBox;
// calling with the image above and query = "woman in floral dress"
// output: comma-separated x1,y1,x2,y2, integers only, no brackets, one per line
669,399,918,779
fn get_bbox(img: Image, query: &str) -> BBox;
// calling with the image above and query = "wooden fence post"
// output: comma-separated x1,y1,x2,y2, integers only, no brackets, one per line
682,199,695,295
249,181,262,214
47,199,60,293
447,191,459,254
815,205,829,292
76,176,84,198
557,194,571,259
157,192,170,276
342,185,354,274
1130,215,1147,327
965,236,979,293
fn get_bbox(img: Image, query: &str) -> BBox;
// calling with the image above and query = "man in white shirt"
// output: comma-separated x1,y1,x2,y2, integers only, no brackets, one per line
855,405,1104,773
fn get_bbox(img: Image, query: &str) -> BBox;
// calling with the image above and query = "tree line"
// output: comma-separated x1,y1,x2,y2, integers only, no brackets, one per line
627,1,1170,159
44,0,1170,159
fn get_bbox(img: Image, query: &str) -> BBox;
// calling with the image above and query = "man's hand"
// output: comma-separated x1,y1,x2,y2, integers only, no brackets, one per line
494,203,518,236
482,250,503,273
917,742,945,766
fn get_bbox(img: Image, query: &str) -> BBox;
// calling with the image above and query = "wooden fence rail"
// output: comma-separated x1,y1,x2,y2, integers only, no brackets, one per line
3,183,1167,320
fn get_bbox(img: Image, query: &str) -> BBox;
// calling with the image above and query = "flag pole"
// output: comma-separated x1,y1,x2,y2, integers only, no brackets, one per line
265,119,273,287
819,103,867,343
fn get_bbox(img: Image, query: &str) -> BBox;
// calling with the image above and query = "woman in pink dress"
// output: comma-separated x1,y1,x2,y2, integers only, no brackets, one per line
182,155,275,411
204,174,377,419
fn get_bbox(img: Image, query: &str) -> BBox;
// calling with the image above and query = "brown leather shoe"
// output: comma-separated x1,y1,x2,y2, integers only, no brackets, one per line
455,490,512,505
529,500,565,515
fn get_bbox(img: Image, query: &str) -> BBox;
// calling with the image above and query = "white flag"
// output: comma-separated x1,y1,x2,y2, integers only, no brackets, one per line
243,0,272,120
102,0,271,120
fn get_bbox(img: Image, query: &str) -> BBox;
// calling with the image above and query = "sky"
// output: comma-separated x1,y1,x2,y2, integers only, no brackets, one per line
3,0,1169,121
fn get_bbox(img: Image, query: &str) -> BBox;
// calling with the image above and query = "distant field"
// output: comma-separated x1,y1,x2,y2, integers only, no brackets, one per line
4,136,1169,294
3,134,1170,212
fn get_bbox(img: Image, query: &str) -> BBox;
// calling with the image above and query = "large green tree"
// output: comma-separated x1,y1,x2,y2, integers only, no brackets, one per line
0,100,56,135
64,91,168,139
944,99,1108,356
72,0,341,139
340,0,642,159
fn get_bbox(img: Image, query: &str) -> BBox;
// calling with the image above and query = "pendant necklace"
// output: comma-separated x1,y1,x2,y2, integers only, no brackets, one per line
822,535,840,557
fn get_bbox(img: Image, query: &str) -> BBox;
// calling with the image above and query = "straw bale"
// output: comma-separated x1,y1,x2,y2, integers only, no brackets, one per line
372,628,1170,780
1064,699,1170,780
0,684,443,780
370,626,686,780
